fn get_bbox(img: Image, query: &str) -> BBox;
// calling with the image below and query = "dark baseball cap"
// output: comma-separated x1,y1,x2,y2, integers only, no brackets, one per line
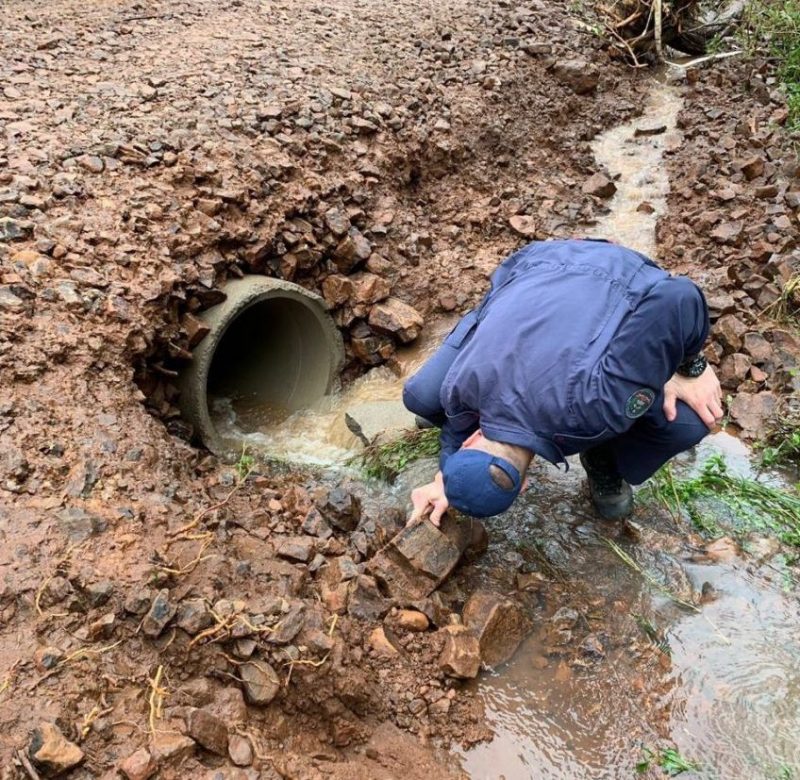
442,449,522,518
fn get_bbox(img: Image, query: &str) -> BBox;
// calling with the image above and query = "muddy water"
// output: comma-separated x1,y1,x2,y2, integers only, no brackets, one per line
585,82,683,259
459,433,800,779
211,316,456,464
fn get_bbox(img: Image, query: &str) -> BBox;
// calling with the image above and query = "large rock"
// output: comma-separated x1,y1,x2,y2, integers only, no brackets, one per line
318,486,362,532
462,591,530,666
345,400,417,445
369,515,481,599
29,722,84,775
333,227,372,272
347,574,392,620
368,298,424,343
715,314,747,352
552,59,599,94
438,625,481,678
119,748,155,780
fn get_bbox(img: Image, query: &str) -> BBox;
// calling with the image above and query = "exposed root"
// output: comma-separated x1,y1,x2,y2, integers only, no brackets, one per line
34,542,82,617
168,465,253,539
28,641,123,691
156,532,215,576
147,665,167,734
16,749,42,780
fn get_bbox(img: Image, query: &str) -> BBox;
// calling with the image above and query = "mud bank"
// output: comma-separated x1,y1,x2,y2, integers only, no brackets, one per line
2,0,800,778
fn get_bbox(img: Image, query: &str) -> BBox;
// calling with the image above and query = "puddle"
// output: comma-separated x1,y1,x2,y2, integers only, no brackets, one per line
210,316,456,464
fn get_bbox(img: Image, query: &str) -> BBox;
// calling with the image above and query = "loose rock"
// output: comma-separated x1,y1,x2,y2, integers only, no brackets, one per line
239,660,281,705
28,722,84,775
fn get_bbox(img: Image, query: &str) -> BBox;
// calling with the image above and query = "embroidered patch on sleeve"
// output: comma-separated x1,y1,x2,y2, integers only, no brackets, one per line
625,388,655,419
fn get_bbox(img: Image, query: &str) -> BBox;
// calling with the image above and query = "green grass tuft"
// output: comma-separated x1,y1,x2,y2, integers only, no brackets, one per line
352,427,440,481
741,1,800,130
644,454,800,546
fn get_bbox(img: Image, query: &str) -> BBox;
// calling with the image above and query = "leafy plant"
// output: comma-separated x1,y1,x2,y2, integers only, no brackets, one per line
353,427,440,481
235,444,255,482
637,747,701,776
644,454,800,546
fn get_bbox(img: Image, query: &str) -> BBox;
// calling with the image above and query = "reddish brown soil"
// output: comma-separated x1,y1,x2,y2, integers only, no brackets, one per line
1,0,799,777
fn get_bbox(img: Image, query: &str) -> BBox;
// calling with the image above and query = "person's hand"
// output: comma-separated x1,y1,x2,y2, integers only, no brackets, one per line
408,471,449,527
663,364,724,428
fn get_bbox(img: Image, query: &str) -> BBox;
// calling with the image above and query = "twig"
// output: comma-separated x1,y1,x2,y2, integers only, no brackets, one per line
665,50,744,69
16,750,42,780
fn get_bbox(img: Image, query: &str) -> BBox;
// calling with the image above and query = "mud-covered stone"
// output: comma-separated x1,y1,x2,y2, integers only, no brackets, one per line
369,625,402,657
119,747,155,780
368,298,424,343
552,59,599,94
347,574,392,620
276,536,315,563
176,598,214,635
188,708,229,755
266,601,305,644
142,589,176,638
582,173,616,198
438,624,481,678
318,486,361,532
462,591,530,666
149,732,195,763
228,734,255,766
729,391,777,437
508,214,537,238
29,722,85,775
369,515,479,600
239,660,281,705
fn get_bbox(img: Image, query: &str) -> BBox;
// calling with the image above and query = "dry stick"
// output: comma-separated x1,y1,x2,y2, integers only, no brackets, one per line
606,24,646,67
16,750,42,780
654,0,664,61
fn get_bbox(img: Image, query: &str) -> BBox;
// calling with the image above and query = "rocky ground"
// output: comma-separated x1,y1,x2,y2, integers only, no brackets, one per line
1,0,800,777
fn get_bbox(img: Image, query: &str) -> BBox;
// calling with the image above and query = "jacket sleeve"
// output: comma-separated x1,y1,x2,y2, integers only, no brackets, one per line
439,418,478,468
600,276,710,394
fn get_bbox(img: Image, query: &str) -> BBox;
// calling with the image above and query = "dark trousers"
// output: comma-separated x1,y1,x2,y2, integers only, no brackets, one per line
403,336,709,485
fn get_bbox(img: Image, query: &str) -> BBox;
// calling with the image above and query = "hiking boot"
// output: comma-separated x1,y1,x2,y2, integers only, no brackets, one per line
579,445,633,520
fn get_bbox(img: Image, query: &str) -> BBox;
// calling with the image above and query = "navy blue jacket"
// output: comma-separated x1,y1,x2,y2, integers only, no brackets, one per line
421,239,709,467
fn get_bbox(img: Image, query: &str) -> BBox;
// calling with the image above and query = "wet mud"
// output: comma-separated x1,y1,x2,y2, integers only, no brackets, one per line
3,0,800,778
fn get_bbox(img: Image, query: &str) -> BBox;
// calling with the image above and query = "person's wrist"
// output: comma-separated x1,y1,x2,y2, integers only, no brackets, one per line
676,354,708,378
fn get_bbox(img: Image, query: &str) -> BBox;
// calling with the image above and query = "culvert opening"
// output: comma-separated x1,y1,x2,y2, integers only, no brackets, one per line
207,296,335,425
177,276,345,459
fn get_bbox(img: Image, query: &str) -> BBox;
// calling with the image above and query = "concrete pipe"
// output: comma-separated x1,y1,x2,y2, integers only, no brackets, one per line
178,276,345,458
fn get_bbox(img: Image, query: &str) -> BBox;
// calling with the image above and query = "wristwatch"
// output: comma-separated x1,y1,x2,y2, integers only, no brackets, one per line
677,354,708,378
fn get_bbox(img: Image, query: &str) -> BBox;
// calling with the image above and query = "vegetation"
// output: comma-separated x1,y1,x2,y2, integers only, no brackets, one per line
636,746,701,776
644,454,800,546
740,0,800,130
759,398,800,468
353,427,440,481
235,444,256,482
